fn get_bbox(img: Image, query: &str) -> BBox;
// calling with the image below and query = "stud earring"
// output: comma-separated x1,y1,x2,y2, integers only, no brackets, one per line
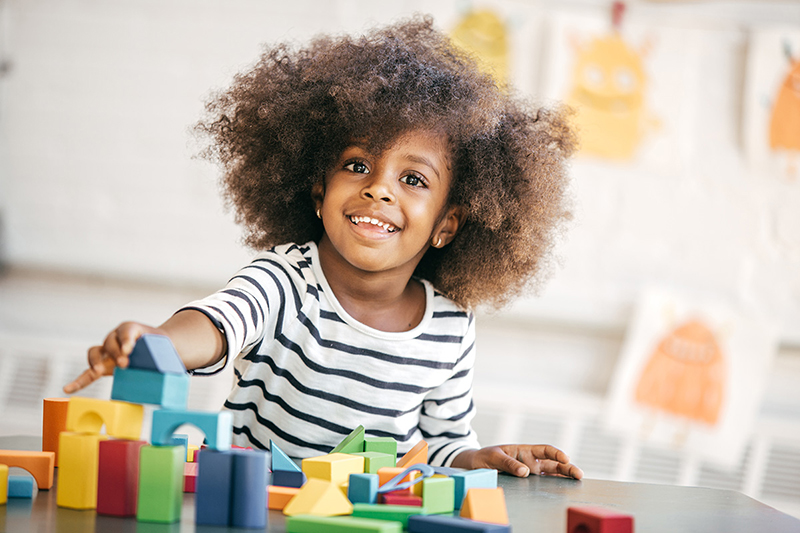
316,208,321,219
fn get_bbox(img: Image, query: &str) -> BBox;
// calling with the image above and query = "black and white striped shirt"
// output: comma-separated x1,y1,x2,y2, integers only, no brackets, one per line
182,241,480,466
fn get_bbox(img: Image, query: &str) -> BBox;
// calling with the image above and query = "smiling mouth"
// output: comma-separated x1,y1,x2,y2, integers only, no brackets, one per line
348,215,399,233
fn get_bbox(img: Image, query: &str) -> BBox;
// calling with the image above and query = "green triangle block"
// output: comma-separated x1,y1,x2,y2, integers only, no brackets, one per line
270,439,302,473
331,425,365,454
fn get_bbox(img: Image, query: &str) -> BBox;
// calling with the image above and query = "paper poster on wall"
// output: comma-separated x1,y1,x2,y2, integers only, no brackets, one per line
743,28,800,179
539,9,703,172
605,288,777,468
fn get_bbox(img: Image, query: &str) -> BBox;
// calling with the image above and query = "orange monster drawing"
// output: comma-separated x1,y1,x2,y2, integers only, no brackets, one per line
769,43,800,154
635,319,726,426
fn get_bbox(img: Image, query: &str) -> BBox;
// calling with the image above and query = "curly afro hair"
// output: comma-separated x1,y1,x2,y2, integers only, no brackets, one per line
196,15,575,310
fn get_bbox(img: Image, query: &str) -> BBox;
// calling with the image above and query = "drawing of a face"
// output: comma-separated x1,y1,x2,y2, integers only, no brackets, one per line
451,10,509,84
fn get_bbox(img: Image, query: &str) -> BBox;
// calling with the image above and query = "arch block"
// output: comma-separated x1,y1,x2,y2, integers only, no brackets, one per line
150,409,233,450
0,450,55,490
65,397,144,440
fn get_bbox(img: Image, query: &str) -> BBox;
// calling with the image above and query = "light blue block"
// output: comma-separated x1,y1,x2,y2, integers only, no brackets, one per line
151,409,232,451
129,334,186,374
8,475,35,498
111,367,189,409
348,473,378,504
450,468,497,509
270,439,301,473
171,433,189,460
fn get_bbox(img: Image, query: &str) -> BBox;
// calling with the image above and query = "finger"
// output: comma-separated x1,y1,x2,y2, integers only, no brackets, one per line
116,322,146,364
62,367,102,394
537,459,584,480
489,448,531,477
528,444,571,465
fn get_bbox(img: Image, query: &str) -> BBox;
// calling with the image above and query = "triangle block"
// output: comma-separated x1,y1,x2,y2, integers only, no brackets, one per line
331,425,365,454
283,479,354,517
459,487,509,525
270,440,302,473
396,440,428,468
128,334,186,374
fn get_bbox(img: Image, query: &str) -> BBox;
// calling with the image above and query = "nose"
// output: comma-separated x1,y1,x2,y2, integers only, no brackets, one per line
361,170,395,204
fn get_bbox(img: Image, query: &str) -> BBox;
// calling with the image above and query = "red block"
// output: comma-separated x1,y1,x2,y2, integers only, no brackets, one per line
184,462,198,493
567,506,634,533
381,492,423,507
96,439,147,517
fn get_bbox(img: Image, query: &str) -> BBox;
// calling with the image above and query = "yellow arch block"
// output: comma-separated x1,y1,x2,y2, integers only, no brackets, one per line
65,397,143,440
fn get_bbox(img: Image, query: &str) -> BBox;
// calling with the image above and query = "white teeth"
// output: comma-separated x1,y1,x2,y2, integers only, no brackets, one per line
350,216,397,232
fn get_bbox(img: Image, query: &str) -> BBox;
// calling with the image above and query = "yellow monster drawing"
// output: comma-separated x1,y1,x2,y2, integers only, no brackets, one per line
769,48,800,153
450,9,509,85
566,33,653,160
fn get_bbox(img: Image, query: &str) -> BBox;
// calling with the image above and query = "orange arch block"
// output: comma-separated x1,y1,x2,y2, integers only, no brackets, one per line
0,450,56,489
459,487,509,525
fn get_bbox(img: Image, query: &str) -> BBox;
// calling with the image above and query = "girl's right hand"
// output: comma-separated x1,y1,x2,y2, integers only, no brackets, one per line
63,321,164,394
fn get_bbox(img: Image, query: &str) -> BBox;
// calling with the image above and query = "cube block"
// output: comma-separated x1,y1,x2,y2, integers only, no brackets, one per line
302,453,365,486
567,506,634,533
364,437,397,459
348,473,379,504
111,367,189,410
184,461,198,492
451,468,497,509
421,476,454,514
8,476,34,498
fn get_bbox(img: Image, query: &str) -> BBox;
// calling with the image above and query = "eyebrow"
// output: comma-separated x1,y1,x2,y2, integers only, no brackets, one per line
404,154,441,181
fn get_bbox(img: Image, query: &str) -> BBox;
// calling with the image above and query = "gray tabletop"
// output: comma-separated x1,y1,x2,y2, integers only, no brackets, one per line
2,436,799,532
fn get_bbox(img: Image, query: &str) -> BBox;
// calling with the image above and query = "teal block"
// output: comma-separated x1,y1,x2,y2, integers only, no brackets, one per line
352,451,396,473
111,367,189,410
171,433,189,460
137,445,184,523
364,437,397,458
331,425,365,454
8,475,35,498
270,439,301,472
348,473,379,504
451,468,497,509
421,476,454,514
151,409,232,450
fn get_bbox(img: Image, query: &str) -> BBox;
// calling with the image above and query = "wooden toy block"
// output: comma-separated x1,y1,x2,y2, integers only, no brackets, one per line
351,503,428,528
42,397,69,467
396,440,428,468
287,515,404,533
137,445,184,523
96,439,146,517
7,476,34,498
451,468,498,509
421,476,455,514
348,473,379,504
413,473,447,497
150,409,232,450
188,445,199,462
268,485,300,511
353,451,396,473
195,449,234,526
0,464,7,505
56,432,108,509
302,453,365,485
272,469,307,488
231,449,269,528
0,450,55,490
111,367,189,410
184,461,198,492
567,506,634,533
377,465,430,494
381,492,422,506
283,478,354,517
331,425,365,454
128,333,186,374
171,433,189,458
459,487,509,525
364,437,397,459
271,438,302,472
408,514,512,532
64,397,144,440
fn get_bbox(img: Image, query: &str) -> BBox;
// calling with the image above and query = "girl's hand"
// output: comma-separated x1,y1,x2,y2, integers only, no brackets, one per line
63,321,163,394
451,444,583,480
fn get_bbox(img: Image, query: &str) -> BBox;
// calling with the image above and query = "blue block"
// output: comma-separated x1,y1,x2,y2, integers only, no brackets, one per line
271,469,306,488
231,450,269,529
348,473,378,504
151,409,232,451
408,514,511,532
270,439,301,473
129,334,186,374
8,475,35,498
450,469,497,509
195,450,234,526
171,433,189,460
111,367,189,409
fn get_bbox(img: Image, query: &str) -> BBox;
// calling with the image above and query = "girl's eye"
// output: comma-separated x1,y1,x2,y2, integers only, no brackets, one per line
345,161,369,174
400,174,425,187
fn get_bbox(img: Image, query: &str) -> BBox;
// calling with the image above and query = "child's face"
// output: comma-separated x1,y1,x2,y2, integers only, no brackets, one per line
316,129,457,277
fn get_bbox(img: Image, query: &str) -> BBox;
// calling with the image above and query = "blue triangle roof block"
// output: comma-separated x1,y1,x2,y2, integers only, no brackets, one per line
128,334,187,374
269,439,302,473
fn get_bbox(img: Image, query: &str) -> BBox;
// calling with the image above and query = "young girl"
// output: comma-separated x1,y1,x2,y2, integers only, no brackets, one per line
65,17,582,480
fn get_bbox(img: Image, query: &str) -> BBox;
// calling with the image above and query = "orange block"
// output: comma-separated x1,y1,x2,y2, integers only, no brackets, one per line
459,487,509,525
377,467,421,495
396,440,428,469
268,485,300,510
0,450,55,490
42,398,69,467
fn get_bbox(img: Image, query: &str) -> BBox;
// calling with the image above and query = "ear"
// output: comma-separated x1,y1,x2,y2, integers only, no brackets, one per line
311,180,325,213
431,205,466,248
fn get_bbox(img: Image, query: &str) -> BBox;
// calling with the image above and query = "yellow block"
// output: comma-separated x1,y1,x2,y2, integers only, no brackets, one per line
187,445,199,462
65,397,143,440
302,453,364,486
0,464,8,504
459,487,509,525
283,478,353,517
56,432,108,509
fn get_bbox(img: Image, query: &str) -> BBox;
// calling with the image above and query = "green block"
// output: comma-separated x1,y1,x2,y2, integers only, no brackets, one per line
422,476,455,514
137,445,184,523
331,425,365,454
352,451,396,473
287,515,403,533
351,503,428,528
364,437,397,458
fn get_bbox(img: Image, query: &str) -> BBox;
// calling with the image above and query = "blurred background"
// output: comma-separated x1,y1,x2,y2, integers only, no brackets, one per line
0,0,798,519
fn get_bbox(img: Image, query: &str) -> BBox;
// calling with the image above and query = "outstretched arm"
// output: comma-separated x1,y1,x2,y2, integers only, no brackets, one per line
63,309,226,394
451,444,583,479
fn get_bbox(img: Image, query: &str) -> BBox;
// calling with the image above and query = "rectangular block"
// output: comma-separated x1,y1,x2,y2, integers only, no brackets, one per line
188,445,200,462
451,468,497,509
150,409,232,450
287,515,403,532
408,514,512,532
56,432,108,509
381,492,422,506
0,449,55,490
65,397,144,440
302,453,365,486
42,398,69,467
421,476,454,514
272,469,307,488
8,476,34,498
268,485,300,511
352,503,428,528
353,452,396,473
377,467,420,495
567,506,634,533
184,462,198,492
364,437,397,459
97,439,146,516
348,473,379,505
111,367,189,410
231,449,269,529
195,449,234,526
0,464,7,504
137,445,184,523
